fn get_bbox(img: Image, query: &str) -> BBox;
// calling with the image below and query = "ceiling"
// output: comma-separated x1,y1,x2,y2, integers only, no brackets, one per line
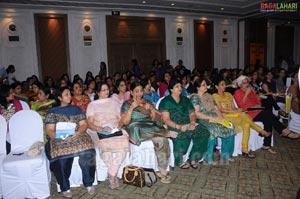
0,0,299,21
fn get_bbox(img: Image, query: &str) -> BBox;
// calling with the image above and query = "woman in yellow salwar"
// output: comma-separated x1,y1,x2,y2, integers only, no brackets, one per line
212,77,270,158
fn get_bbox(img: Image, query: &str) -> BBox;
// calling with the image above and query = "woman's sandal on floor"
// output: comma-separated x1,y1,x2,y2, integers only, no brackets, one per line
156,172,171,183
242,151,255,158
179,162,190,169
262,146,277,154
281,130,300,139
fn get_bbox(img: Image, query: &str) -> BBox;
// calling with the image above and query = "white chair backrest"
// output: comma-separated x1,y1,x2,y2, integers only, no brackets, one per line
0,115,7,155
155,97,165,110
9,110,43,153
20,100,30,110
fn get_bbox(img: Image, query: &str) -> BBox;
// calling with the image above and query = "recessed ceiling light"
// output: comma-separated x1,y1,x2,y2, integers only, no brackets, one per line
142,1,146,4
171,3,175,6
221,7,224,10
288,21,291,24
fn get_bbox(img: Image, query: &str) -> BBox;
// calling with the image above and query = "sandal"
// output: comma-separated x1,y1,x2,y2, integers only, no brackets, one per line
281,130,300,139
190,163,199,169
242,151,255,158
227,158,235,162
108,176,119,189
206,161,217,166
262,146,277,154
260,130,271,137
179,162,190,169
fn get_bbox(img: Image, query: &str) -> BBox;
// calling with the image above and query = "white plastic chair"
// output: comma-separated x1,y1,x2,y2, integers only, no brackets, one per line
0,115,7,198
56,131,98,192
20,100,30,110
0,110,50,199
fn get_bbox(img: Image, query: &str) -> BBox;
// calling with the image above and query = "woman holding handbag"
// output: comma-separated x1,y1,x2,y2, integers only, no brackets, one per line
86,82,130,189
45,86,96,198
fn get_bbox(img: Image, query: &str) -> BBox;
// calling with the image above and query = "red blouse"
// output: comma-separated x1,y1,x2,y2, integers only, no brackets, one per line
234,89,262,119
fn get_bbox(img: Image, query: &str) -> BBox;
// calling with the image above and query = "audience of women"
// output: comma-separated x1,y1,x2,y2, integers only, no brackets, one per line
213,77,271,158
71,82,91,113
45,87,96,197
159,79,209,169
190,78,235,164
120,81,176,183
87,82,129,189
234,75,299,154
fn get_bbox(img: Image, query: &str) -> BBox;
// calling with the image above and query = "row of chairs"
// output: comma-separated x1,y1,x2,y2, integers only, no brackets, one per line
0,108,268,199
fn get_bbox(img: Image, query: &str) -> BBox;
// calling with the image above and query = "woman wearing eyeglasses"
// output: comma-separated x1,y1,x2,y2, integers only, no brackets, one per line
86,82,129,189
234,76,299,154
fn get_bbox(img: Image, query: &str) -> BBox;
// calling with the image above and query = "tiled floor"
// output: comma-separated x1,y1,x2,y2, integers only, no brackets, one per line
48,133,300,199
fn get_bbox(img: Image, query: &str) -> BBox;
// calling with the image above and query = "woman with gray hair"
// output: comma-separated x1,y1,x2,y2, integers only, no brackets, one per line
234,76,299,154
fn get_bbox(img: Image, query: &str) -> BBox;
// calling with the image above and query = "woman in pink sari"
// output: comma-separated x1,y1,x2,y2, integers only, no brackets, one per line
86,82,129,189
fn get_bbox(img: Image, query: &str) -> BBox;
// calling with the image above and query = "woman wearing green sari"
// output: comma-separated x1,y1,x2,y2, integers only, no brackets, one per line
159,79,209,169
120,81,177,183
190,78,235,165
31,86,55,120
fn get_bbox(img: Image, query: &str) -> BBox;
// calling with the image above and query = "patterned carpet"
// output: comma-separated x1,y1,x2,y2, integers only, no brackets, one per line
48,133,300,199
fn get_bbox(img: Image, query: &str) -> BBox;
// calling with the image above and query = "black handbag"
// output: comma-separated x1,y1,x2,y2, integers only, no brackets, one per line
97,130,123,139
143,168,158,187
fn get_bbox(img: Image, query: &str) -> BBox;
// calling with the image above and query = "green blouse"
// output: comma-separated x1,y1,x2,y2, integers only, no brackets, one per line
159,95,209,139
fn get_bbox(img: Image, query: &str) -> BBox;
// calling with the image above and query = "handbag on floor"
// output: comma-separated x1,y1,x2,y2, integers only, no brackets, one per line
122,166,146,187
143,167,158,187
122,166,157,188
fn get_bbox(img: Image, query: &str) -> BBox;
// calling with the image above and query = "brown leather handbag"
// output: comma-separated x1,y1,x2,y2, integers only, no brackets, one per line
122,166,146,188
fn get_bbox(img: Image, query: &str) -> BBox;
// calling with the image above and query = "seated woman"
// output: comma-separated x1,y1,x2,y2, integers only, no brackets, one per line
0,84,26,154
71,82,91,113
86,82,129,189
212,77,271,158
110,78,130,107
234,75,299,152
84,79,96,101
141,78,160,105
28,81,43,106
159,79,209,169
190,78,236,165
31,86,55,120
11,81,28,102
45,87,96,198
120,81,176,183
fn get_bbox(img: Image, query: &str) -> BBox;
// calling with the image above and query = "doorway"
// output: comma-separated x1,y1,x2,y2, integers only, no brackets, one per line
194,20,214,71
35,14,69,82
